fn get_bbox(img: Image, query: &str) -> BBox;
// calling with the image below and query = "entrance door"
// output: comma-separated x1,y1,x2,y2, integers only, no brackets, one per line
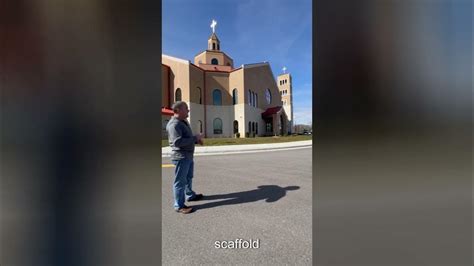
280,115,284,135
233,120,239,134
265,119,273,135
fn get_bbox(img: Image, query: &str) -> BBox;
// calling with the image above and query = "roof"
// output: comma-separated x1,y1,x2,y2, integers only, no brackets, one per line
162,54,190,65
161,107,174,116
194,50,233,61
209,33,220,41
198,64,233,72
261,106,282,118
242,62,270,70
190,63,242,73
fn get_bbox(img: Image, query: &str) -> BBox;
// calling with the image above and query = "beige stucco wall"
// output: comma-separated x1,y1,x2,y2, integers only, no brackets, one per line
189,65,205,104
205,72,231,106
233,103,246,136
222,53,234,67
194,52,206,65
194,50,233,67
229,68,244,105
243,64,282,110
205,105,234,138
205,51,224,65
243,104,265,136
188,102,205,134
162,55,190,104
241,64,289,136
283,104,293,130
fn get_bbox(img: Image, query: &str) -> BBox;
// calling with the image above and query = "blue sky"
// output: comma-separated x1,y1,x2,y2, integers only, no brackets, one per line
163,0,312,125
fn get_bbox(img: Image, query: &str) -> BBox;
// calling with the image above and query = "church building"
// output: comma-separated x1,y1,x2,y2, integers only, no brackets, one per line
161,20,294,138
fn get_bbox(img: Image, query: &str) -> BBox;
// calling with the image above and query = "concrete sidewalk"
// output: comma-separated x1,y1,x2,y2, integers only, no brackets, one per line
162,140,312,157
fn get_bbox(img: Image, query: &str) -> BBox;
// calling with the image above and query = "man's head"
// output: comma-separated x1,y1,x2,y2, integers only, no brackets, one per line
172,101,189,120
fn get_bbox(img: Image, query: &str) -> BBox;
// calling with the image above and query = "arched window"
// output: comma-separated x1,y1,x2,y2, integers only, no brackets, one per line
197,87,202,104
252,122,255,133
198,120,203,133
248,121,251,133
217,44,220,50
213,89,222,105
233,120,239,134
213,118,222,134
232,89,238,105
212,43,216,50
255,93,258,108
211,58,218,65
248,90,251,105
265,88,272,104
175,88,182,102
256,122,258,135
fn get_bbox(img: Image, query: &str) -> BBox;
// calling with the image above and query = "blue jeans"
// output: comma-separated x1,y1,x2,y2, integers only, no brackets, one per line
171,158,197,209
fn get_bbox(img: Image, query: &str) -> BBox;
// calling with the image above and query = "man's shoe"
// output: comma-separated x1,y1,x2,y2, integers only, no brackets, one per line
175,206,193,214
187,194,203,202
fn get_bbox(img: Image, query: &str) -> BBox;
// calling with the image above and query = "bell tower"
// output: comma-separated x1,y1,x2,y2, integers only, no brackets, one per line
208,19,220,51
194,19,234,69
277,68,294,134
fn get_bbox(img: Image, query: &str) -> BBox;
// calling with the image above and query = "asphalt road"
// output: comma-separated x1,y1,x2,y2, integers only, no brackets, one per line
162,147,312,265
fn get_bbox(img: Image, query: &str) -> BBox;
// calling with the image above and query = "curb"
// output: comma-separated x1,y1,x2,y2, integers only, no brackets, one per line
162,140,312,157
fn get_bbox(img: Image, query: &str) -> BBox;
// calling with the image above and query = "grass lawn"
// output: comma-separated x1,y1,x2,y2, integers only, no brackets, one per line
162,135,312,147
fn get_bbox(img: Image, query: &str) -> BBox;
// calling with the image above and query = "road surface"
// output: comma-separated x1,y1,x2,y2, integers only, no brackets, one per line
162,147,312,265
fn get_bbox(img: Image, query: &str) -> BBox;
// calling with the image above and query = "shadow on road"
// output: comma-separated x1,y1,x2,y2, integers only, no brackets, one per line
191,185,300,211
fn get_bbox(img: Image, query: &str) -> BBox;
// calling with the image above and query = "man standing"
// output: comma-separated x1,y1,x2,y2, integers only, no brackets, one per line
166,101,204,214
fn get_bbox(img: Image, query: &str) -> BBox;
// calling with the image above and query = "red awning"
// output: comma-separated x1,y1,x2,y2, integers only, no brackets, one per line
161,107,174,116
261,106,282,118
